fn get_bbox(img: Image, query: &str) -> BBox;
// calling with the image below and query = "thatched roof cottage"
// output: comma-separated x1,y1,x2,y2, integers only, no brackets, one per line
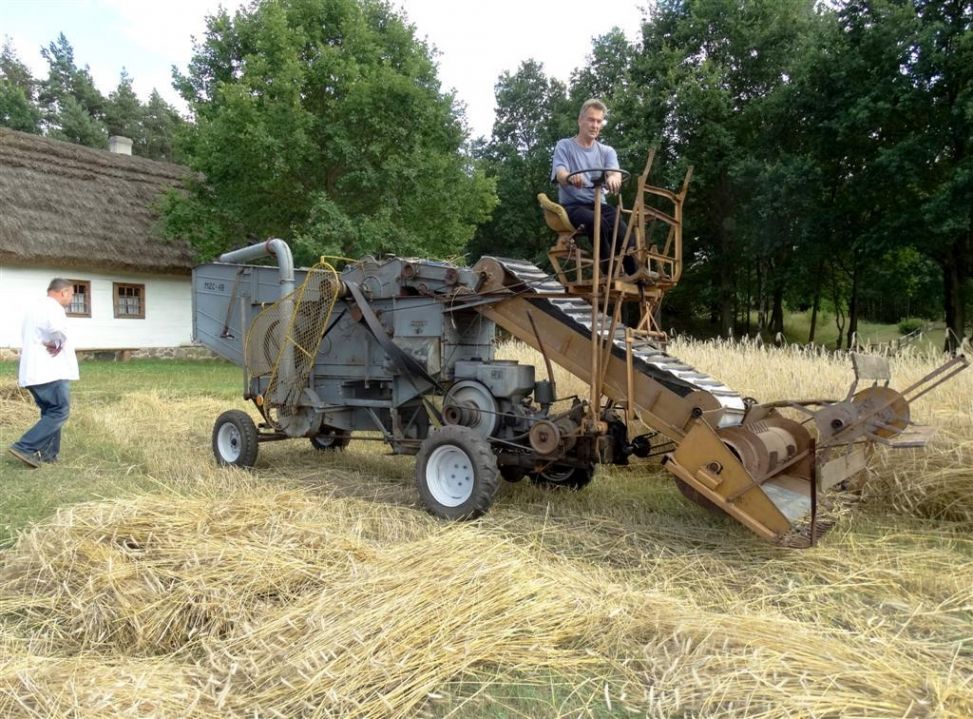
0,128,196,355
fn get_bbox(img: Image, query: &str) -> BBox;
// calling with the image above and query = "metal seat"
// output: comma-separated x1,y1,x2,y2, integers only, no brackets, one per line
537,193,575,235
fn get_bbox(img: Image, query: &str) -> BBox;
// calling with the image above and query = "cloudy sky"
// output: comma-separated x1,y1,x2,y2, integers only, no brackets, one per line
2,0,648,138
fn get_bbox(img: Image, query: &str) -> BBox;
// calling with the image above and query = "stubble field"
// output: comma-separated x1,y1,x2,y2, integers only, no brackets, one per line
1,339,971,718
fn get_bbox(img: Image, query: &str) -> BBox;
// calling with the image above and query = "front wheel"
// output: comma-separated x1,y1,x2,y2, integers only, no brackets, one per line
212,410,259,468
416,425,499,520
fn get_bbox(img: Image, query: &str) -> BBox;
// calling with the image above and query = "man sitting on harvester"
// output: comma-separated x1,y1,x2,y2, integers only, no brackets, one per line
551,98,637,278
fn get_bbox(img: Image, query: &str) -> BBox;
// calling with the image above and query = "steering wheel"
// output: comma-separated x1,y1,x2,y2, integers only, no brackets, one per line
566,167,631,189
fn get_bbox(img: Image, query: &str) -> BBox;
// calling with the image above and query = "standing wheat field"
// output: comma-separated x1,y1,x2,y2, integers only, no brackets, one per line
1,339,971,718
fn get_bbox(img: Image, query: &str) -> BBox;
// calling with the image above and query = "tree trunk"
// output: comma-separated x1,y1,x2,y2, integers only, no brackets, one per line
745,261,752,336
808,259,824,344
755,261,765,329
845,261,860,350
720,271,734,338
941,243,967,354
715,173,734,338
830,259,845,350
770,284,785,335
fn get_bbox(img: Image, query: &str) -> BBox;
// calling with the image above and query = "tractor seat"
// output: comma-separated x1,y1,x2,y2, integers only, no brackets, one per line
537,193,576,234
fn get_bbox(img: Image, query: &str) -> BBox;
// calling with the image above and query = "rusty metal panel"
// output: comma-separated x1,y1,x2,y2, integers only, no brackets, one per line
817,447,868,491
852,353,890,382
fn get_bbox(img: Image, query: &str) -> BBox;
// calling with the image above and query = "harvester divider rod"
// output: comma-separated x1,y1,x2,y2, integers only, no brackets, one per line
899,355,969,405
757,398,839,410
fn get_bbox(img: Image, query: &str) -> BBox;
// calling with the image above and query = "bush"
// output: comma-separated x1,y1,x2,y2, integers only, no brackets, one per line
898,317,924,335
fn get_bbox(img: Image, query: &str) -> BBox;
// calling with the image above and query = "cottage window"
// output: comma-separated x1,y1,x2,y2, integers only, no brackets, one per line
67,280,91,317
113,283,145,319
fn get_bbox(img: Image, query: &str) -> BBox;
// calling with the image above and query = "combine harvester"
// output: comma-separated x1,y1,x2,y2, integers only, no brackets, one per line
192,152,967,547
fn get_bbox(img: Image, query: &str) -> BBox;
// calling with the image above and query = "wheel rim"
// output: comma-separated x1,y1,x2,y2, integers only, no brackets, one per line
426,444,475,507
216,423,242,462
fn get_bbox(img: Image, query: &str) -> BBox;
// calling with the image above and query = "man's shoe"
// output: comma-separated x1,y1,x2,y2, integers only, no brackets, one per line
8,447,41,468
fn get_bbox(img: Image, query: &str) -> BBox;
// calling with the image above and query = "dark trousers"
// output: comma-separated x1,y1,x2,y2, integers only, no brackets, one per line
565,202,636,276
13,379,70,462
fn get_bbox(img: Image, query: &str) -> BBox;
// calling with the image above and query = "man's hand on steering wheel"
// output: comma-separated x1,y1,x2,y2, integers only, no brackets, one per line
565,167,631,195
605,171,622,194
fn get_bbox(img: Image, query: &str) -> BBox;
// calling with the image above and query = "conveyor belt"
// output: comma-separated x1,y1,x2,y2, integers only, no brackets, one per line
487,257,747,426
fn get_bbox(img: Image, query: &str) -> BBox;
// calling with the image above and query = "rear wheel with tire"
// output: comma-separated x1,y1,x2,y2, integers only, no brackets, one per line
310,427,351,451
499,465,527,483
530,463,595,490
416,425,499,520
212,410,259,468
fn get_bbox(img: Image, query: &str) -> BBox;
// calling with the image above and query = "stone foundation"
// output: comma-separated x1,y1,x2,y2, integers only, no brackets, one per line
0,345,219,362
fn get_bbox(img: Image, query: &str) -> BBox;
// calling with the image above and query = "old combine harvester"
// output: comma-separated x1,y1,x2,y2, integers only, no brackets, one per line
193,152,967,547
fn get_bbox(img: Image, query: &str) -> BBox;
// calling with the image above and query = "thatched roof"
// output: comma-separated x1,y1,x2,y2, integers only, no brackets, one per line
0,128,194,274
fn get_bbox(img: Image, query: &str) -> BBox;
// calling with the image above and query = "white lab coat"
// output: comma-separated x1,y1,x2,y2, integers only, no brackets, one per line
18,296,80,387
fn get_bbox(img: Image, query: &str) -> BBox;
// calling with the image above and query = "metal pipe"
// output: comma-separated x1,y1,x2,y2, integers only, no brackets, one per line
219,239,296,399
218,238,295,296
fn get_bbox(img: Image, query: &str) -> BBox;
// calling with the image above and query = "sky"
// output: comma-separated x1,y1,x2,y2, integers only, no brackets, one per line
1,0,648,138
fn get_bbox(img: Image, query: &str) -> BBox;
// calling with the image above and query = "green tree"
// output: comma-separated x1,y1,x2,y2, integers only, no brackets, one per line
889,0,972,350
140,90,184,162
37,33,107,146
794,0,972,349
631,0,819,338
467,60,571,264
165,0,495,264
104,69,144,143
0,39,41,133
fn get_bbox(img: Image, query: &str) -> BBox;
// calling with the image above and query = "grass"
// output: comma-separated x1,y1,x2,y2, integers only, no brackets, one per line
0,360,241,545
705,309,950,352
1,342,971,718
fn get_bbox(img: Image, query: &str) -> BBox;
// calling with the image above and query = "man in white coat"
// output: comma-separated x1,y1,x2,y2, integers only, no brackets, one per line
8,278,80,468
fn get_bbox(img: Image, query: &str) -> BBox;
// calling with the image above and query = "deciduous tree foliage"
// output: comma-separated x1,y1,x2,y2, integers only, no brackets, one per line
468,60,572,264
165,0,495,265
469,0,970,346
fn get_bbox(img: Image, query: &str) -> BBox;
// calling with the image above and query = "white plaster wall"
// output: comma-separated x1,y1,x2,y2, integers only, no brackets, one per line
0,265,192,349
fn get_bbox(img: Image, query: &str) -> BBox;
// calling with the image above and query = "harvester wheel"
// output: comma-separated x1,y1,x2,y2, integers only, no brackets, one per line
212,410,259,468
416,425,499,520
310,428,351,451
499,466,527,483
531,464,594,490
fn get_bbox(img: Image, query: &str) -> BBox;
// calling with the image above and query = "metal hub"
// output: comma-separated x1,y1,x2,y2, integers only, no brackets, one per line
216,423,241,461
425,444,475,507
443,380,499,438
